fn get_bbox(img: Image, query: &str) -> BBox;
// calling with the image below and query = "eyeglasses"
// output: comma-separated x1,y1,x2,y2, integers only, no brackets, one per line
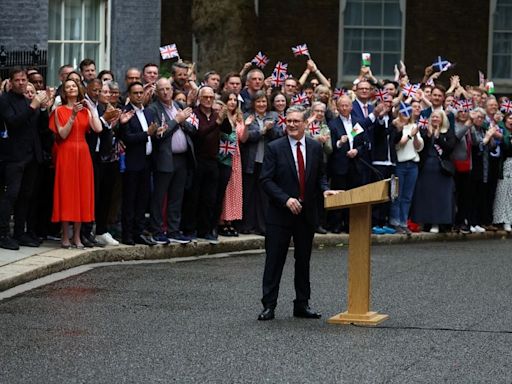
286,119,304,125
201,95,214,100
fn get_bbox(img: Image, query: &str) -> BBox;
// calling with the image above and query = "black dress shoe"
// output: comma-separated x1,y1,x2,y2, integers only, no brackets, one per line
293,306,321,319
15,233,40,247
0,236,20,250
122,237,135,246
257,307,275,321
80,236,94,248
135,234,157,246
315,226,328,234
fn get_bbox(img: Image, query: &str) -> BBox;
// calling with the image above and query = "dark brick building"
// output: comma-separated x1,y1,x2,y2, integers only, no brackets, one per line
163,0,511,92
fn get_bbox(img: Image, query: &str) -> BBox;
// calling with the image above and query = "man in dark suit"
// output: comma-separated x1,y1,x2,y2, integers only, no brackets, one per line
351,79,375,126
118,82,160,246
0,68,48,250
258,105,338,321
148,78,196,244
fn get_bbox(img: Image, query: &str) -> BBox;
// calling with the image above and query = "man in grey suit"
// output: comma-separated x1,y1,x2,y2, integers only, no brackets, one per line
148,78,196,244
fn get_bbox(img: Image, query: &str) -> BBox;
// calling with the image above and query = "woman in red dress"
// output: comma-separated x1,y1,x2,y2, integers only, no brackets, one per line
49,79,102,248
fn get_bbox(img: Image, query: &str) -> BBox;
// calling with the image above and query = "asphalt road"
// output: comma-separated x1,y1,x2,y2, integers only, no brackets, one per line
1,239,512,383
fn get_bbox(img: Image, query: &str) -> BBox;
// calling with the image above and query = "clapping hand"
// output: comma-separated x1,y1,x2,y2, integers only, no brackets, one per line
119,109,135,124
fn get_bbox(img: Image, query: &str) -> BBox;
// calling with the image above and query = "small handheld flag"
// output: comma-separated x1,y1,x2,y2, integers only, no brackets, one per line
251,51,269,68
291,44,310,58
160,44,180,60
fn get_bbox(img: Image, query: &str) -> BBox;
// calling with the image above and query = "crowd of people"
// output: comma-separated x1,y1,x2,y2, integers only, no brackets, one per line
0,55,511,251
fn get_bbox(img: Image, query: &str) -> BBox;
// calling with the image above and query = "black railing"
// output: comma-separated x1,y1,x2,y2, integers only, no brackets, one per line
0,45,47,80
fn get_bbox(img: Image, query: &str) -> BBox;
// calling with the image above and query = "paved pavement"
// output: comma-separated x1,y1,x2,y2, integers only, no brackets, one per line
0,230,510,292
1,239,511,383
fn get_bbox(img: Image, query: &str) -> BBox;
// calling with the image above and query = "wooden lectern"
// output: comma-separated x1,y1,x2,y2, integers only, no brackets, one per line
324,178,397,326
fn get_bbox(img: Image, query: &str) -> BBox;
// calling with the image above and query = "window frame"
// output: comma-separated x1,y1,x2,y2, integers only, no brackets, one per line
337,0,406,86
488,0,512,92
47,0,109,86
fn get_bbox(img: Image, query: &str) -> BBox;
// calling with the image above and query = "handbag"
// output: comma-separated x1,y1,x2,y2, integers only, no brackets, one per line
439,157,455,176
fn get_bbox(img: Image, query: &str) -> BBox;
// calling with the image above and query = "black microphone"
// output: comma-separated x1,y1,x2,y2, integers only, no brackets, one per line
356,157,384,181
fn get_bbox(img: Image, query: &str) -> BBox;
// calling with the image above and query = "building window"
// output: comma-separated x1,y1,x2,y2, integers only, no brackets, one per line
490,0,512,81
338,0,405,83
48,0,105,86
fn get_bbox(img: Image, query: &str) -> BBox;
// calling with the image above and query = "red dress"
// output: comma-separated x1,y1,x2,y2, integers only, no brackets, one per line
49,106,95,222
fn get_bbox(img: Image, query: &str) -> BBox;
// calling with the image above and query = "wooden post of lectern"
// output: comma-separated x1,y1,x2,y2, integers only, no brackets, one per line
324,178,397,326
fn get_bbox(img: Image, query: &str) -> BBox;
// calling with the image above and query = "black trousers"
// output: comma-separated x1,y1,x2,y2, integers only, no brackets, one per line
94,161,119,235
454,171,472,226
0,157,38,237
328,164,364,231
181,158,219,235
262,215,315,309
150,154,188,235
121,161,151,241
371,164,395,227
241,163,267,234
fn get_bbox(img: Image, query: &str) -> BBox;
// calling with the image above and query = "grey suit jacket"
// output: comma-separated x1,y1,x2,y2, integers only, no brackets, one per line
148,100,196,172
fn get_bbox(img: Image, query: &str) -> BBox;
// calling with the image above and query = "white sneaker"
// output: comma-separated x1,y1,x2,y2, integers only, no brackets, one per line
504,223,511,232
96,232,119,246
429,225,439,234
473,225,486,233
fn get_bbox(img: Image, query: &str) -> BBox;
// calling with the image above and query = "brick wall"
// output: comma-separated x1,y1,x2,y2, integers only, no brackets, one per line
0,0,49,50
405,0,490,86
258,0,339,85
110,0,161,89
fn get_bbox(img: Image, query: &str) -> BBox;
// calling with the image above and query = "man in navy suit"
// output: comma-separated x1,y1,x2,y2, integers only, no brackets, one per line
352,79,375,126
118,82,161,246
327,95,385,232
257,105,338,321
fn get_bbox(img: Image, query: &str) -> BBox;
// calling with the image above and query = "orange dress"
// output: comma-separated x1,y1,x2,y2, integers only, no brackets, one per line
49,106,95,222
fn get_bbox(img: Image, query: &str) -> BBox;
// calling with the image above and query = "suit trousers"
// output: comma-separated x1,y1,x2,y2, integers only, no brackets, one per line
261,215,315,309
121,160,151,240
150,154,188,235
0,157,38,237
181,157,218,235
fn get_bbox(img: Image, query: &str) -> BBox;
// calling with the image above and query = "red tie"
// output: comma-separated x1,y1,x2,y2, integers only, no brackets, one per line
296,142,305,201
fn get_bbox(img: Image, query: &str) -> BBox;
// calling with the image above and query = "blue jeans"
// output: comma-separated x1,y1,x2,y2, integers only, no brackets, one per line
390,161,418,227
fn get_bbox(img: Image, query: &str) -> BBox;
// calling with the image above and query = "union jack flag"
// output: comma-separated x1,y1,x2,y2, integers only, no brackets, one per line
219,140,237,156
277,114,287,129
399,102,412,118
159,44,179,60
308,121,321,136
373,88,389,102
458,98,473,112
186,112,199,129
251,51,269,68
451,98,461,111
271,61,288,87
291,92,309,106
500,98,512,113
333,88,347,100
432,56,452,72
291,44,310,57
401,83,419,98
418,115,429,129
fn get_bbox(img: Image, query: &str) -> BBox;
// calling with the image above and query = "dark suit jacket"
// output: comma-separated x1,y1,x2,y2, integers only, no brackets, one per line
369,113,399,164
260,135,329,228
148,100,196,173
0,91,43,163
119,104,155,172
351,100,375,126
328,114,370,177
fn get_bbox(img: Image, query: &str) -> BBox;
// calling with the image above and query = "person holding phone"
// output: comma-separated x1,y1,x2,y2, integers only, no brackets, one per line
49,78,102,249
